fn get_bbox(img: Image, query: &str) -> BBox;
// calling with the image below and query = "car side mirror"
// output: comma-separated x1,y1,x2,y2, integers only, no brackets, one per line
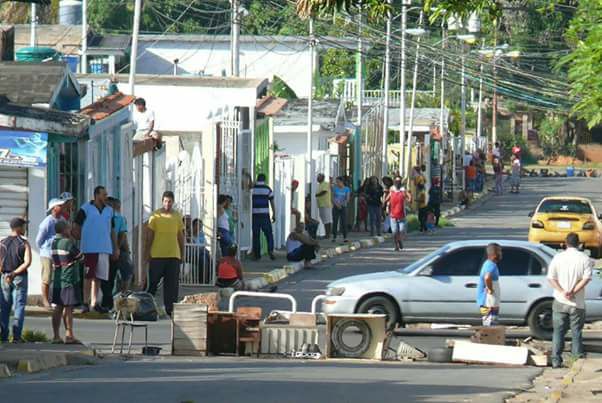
528,211,534,217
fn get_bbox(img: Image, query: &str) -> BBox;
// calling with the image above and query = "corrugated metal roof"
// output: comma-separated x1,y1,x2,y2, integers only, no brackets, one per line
139,34,357,49
79,92,135,121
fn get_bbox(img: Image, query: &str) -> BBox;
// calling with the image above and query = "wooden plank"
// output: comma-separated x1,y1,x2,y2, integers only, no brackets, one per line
452,340,528,366
289,313,317,327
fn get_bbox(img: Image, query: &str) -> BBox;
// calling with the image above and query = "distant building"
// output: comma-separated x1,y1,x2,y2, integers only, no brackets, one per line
136,34,355,98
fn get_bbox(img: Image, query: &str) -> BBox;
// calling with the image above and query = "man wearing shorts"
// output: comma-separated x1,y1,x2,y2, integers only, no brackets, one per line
73,186,119,314
388,176,411,251
315,173,332,239
36,198,66,308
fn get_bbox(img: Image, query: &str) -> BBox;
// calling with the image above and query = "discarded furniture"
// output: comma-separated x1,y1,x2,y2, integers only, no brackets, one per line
470,326,506,345
111,296,150,355
171,303,208,356
207,311,238,355
452,340,529,365
260,313,324,355
325,314,386,359
236,307,262,356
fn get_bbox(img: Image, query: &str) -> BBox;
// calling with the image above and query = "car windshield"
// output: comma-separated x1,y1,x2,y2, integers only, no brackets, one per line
538,199,592,214
398,247,445,274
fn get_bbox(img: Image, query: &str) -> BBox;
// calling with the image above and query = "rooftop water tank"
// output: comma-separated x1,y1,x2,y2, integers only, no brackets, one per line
15,47,61,62
59,0,83,25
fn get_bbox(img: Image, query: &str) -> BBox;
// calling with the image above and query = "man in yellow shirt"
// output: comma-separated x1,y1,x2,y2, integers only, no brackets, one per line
315,173,333,239
145,191,184,317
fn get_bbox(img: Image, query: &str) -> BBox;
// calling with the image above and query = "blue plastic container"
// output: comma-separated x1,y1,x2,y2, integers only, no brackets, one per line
566,166,574,177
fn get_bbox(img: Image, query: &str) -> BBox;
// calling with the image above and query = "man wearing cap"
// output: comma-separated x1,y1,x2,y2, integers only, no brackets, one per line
0,218,32,342
73,186,119,314
59,192,75,221
36,198,65,308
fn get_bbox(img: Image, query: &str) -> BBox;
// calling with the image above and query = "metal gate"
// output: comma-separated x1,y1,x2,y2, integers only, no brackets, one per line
176,110,241,286
273,157,293,249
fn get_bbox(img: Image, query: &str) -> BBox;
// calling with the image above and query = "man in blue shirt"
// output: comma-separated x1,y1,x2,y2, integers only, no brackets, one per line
35,198,66,308
477,243,502,326
332,176,351,243
251,174,276,260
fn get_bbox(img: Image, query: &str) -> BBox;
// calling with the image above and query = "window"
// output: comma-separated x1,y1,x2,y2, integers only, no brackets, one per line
529,256,545,275
538,199,592,214
498,248,531,276
431,248,485,276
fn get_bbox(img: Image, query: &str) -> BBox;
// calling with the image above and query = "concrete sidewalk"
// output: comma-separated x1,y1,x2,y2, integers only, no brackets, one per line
0,342,98,377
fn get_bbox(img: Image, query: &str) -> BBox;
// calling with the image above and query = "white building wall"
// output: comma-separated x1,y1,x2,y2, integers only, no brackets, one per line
27,167,47,296
137,41,311,97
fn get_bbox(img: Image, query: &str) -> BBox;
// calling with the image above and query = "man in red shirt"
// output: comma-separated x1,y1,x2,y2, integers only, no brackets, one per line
387,175,412,251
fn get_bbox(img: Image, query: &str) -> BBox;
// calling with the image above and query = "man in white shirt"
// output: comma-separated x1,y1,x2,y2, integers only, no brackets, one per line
133,98,162,148
492,142,502,160
547,233,593,368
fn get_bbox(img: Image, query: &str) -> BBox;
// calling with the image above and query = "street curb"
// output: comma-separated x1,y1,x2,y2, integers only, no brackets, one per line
440,189,493,219
548,359,585,403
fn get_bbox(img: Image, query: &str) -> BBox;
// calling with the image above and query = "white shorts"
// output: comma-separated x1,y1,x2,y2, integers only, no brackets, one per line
95,253,110,281
319,207,333,224
390,218,406,234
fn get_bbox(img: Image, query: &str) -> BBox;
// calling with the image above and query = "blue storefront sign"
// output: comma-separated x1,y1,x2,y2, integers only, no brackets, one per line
0,131,48,168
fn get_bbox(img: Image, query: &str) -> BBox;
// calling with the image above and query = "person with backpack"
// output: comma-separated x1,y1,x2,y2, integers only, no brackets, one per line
0,218,32,343
428,178,442,227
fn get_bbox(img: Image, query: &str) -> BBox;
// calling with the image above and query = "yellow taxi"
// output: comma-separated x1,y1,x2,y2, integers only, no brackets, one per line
528,196,602,258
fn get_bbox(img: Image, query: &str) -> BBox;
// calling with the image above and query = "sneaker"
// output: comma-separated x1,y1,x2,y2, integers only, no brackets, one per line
80,304,90,314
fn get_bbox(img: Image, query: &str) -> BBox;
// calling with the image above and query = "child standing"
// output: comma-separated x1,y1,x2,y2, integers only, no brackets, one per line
426,209,437,234
50,221,83,344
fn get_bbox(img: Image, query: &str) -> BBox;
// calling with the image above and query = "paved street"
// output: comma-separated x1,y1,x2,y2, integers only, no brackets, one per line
3,176,602,403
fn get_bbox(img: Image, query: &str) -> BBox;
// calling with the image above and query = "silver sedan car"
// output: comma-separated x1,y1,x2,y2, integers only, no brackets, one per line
322,240,602,339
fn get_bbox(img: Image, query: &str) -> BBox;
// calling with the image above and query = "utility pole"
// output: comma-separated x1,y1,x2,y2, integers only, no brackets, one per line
460,43,466,153
492,20,498,145
405,10,424,187
440,21,449,199
306,17,315,220
381,0,392,177
128,0,143,95
355,9,364,192
476,61,484,145
81,0,88,73
230,0,240,77
398,0,409,177
30,2,36,47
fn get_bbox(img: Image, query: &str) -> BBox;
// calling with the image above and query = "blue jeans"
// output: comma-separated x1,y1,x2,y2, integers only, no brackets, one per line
552,301,586,366
367,205,382,236
252,214,274,258
218,227,234,257
0,273,28,342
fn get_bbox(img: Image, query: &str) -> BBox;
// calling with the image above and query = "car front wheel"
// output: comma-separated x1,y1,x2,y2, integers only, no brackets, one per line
527,300,554,340
357,295,400,330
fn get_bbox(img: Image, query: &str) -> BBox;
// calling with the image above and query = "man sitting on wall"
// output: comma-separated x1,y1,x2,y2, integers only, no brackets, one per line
133,98,162,150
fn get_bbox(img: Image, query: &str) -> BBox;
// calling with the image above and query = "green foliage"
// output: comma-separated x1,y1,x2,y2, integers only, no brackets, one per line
270,76,298,100
497,132,535,165
538,114,575,158
424,0,501,24
20,329,49,343
295,0,389,21
559,0,602,128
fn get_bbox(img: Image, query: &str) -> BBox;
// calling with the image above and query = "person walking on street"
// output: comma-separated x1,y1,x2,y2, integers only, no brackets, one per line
316,174,333,239
50,221,83,344
382,176,393,233
510,155,521,194
428,178,442,227
146,191,185,317
286,223,320,268
0,218,32,343
416,183,428,233
251,174,276,260
389,176,411,251
332,176,351,243
547,233,593,368
36,198,66,308
73,186,119,314
217,195,233,257
477,243,502,327
493,157,504,195
365,177,383,237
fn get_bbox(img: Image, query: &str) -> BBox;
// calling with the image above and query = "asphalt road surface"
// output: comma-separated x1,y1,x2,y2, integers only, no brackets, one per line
4,176,602,403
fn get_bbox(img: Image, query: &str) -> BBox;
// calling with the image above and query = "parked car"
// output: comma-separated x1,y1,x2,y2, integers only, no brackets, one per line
528,196,602,258
321,240,602,339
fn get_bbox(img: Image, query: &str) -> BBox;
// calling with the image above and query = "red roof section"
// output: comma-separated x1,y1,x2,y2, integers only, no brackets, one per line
256,95,288,116
80,92,135,121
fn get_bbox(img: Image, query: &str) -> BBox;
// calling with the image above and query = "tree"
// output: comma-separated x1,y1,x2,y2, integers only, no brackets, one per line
559,0,602,128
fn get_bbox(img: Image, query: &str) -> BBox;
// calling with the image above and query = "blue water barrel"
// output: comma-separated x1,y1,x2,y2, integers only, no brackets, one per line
566,166,574,177
63,55,79,72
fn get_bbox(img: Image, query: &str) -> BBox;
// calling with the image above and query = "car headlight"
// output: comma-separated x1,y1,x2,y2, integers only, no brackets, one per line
531,220,544,229
327,287,346,296
583,221,595,230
